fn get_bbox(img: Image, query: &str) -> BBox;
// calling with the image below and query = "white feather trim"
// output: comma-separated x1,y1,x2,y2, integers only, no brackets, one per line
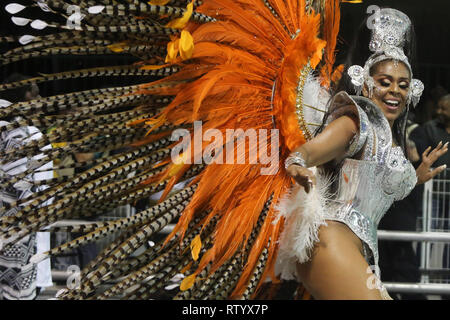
302,73,331,137
274,168,333,281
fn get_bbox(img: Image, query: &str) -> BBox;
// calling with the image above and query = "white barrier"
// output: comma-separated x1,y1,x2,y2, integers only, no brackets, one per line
378,230,450,242
384,282,450,295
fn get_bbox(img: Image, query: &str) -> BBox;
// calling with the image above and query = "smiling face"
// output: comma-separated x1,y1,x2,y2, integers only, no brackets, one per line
363,60,411,127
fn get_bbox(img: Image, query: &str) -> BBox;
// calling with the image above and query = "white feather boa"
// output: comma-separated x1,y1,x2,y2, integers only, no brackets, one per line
274,168,333,281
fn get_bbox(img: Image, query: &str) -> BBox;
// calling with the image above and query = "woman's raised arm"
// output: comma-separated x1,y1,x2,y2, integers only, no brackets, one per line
285,114,358,192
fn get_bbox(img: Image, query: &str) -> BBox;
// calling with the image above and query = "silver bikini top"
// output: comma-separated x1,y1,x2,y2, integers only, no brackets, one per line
322,92,417,268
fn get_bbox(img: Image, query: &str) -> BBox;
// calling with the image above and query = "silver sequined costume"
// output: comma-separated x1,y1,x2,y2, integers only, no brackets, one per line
323,91,417,268
275,91,417,282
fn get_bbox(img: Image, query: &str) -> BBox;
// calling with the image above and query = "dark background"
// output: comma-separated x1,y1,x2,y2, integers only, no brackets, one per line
338,0,450,122
1,0,449,120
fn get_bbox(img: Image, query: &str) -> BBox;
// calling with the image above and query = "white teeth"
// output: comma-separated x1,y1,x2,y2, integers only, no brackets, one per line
385,100,399,106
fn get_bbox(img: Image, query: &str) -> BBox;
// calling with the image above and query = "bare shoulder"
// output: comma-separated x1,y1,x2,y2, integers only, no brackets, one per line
323,113,358,137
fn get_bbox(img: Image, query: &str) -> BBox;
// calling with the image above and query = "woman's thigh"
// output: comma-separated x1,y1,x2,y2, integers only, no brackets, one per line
296,221,383,300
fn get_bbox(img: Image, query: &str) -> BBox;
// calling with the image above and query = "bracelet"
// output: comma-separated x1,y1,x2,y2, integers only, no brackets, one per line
284,152,307,170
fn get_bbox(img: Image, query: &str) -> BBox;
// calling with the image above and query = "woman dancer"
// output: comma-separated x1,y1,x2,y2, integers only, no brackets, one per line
279,8,448,299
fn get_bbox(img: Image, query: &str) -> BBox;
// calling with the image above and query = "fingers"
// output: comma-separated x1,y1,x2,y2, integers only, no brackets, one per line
293,172,313,193
305,177,314,193
423,141,449,165
429,142,448,160
310,174,317,186
425,141,442,159
428,164,448,180
303,178,311,193
422,146,432,158
430,141,444,155
286,165,316,193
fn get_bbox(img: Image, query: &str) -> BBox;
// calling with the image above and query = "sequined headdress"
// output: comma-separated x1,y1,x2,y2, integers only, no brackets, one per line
347,8,424,107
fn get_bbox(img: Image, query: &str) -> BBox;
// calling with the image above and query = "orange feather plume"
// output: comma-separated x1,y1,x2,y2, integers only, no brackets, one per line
320,0,342,88
128,0,342,297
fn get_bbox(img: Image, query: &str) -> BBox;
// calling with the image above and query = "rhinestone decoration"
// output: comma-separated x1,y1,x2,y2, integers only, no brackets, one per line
384,33,397,46
408,78,425,108
347,65,364,87
369,40,381,52
348,9,424,107
384,46,407,61
322,95,417,271
411,79,424,97
284,152,307,170
294,63,313,140
369,9,411,52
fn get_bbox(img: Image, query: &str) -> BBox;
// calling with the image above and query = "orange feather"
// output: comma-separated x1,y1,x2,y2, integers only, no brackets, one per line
126,0,343,297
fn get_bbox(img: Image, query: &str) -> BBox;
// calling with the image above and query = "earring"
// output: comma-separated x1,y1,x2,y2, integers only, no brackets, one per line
408,79,424,108
365,77,375,99
347,65,364,95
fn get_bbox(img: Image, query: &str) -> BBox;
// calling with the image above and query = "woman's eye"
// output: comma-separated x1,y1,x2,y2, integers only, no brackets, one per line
400,83,409,89
379,80,390,87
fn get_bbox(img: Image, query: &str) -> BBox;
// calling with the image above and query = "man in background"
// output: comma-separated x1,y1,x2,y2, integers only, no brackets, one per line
412,94,450,167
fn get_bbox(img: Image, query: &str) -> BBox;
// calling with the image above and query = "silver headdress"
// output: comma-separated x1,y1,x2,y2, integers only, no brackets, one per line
347,8,424,107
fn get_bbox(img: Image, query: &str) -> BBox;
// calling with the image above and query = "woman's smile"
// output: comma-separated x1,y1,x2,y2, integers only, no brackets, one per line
364,60,411,127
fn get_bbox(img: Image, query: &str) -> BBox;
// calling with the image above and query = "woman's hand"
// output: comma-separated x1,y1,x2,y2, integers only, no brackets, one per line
283,115,358,193
286,164,316,193
415,141,448,184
